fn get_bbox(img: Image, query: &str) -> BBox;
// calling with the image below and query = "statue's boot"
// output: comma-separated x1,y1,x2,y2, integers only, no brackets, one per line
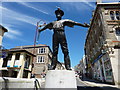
64,55,72,70
50,56,57,70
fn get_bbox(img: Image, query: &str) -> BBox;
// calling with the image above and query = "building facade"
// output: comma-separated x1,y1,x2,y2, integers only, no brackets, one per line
0,49,35,78
12,44,52,78
84,2,120,85
0,25,8,72
79,56,87,79
74,56,87,79
0,25,8,47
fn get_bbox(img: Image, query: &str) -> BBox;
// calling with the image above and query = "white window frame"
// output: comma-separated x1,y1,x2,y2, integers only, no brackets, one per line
115,11,120,20
38,48,46,54
115,27,120,36
37,56,45,63
113,27,120,41
110,11,115,20
110,11,120,20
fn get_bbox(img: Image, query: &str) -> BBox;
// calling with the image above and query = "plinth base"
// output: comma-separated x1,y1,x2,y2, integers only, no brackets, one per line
45,70,77,88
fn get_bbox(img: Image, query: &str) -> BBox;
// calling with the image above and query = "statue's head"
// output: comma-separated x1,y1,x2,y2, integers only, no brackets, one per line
55,8,64,20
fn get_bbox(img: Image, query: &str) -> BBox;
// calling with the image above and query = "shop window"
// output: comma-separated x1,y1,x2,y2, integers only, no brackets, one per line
110,11,115,20
38,48,46,54
12,71,18,78
37,56,44,63
115,27,120,35
116,11,120,20
23,70,28,78
2,71,9,77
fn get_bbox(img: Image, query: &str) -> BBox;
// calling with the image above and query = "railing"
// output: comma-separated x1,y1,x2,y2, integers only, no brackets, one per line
7,60,21,67
14,60,20,67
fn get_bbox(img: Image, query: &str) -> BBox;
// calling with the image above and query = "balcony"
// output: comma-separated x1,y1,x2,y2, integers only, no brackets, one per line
14,60,21,67
7,60,21,67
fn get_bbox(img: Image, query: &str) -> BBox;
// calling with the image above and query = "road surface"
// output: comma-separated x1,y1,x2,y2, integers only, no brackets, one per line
76,77,119,90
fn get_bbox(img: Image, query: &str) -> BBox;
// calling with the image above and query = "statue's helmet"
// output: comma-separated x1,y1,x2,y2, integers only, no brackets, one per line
55,8,64,18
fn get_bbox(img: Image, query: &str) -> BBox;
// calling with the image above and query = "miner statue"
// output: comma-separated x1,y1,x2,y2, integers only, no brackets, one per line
38,8,89,70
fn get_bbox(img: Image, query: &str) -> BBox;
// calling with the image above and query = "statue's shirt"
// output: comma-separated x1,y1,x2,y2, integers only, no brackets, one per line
45,19,78,31
53,20,64,30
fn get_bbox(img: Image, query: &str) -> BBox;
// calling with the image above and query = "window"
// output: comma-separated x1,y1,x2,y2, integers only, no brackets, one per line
110,11,115,20
7,54,12,60
110,11,120,20
115,27,120,35
116,11,120,20
37,56,44,63
38,48,46,54
15,53,20,60
24,55,30,68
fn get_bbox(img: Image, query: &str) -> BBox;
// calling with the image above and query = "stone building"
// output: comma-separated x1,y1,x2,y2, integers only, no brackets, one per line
0,49,35,78
0,25,8,47
0,25,8,71
12,44,53,78
84,2,120,86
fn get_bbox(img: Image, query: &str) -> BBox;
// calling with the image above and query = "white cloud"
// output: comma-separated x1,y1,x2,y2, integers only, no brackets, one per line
18,2,49,15
4,33,15,39
82,0,95,8
0,6,40,26
0,5,49,42
4,27,22,39
60,2,95,13
8,29,22,36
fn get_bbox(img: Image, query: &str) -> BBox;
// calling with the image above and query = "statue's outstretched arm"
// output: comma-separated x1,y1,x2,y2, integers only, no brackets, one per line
75,22,90,28
38,23,53,32
64,19,90,28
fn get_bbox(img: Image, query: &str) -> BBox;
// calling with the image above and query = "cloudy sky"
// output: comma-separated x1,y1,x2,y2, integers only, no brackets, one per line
1,0,119,67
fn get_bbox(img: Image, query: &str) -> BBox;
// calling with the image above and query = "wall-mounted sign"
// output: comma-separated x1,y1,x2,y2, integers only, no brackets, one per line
0,51,7,58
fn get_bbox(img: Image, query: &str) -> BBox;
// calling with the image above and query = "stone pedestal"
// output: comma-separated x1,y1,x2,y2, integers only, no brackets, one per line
45,70,77,89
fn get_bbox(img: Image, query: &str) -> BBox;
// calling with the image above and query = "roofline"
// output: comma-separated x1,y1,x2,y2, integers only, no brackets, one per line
12,44,53,54
0,25,8,32
14,44,48,48
9,49,36,57
97,2,120,5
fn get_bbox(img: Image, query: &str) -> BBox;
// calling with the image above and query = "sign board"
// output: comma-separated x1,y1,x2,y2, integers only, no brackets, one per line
0,51,7,58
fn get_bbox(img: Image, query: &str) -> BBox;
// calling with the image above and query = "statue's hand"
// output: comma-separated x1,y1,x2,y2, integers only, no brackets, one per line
38,29,42,33
84,23,90,27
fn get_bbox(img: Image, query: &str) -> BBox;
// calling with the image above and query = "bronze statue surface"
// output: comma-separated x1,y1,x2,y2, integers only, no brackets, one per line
39,8,89,70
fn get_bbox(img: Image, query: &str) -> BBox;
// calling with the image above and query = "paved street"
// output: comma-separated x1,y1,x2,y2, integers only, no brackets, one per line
77,77,102,90
76,77,87,86
40,77,120,90
76,77,120,90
